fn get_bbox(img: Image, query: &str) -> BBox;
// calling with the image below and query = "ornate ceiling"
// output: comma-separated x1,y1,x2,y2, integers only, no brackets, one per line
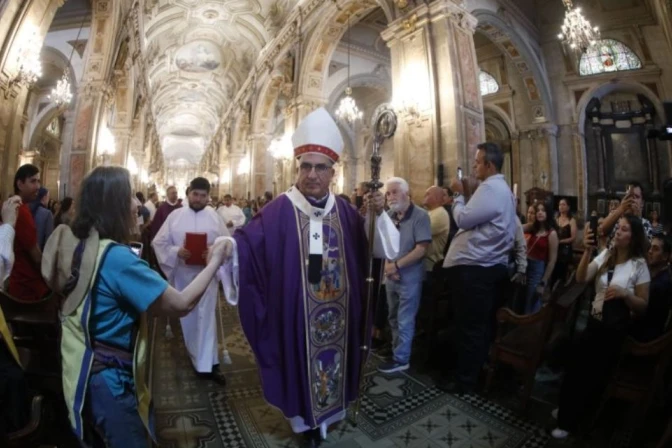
141,0,296,164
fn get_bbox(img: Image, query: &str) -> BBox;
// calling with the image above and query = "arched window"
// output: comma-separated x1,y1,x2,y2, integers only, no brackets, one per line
579,39,642,76
479,71,499,96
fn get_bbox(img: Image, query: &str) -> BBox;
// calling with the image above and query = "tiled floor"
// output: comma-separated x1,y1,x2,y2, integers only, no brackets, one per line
150,299,551,448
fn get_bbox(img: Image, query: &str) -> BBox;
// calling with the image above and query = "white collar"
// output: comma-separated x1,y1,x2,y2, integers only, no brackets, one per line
285,186,336,256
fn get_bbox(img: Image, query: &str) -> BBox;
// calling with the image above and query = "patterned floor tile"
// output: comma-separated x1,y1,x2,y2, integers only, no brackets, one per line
152,297,551,448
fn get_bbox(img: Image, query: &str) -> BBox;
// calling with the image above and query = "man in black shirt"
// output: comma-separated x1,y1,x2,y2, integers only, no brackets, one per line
631,235,672,342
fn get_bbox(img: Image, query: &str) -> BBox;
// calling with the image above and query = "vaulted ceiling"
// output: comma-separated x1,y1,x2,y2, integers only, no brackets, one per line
140,0,297,165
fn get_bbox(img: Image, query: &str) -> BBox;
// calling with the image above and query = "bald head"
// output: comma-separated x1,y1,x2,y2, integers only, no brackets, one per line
423,186,445,210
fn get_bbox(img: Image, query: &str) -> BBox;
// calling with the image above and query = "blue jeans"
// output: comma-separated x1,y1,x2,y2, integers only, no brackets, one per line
524,259,546,314
83,372,151,448
386,277,423,365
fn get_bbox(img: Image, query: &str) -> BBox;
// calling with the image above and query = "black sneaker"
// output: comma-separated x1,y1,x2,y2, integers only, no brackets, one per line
377,361,409,374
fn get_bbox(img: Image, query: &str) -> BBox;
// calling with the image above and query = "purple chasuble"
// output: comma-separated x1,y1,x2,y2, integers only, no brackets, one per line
234,194,368,428
150,201,182,240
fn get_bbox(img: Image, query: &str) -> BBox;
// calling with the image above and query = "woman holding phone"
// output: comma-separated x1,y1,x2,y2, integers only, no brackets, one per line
550,214,650,439
41,166,231,447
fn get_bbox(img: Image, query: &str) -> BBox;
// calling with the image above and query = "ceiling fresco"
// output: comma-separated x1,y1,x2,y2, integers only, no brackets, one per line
140,0,297,164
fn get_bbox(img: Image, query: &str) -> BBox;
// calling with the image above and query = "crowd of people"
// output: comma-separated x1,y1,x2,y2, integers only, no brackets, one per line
0,107,670,447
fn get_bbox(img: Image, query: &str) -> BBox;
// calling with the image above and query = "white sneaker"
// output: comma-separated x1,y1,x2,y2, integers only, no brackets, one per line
551,428,569,439
551,408,558,419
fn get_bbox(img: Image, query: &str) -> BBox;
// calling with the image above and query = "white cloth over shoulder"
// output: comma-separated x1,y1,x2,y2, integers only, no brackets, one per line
152,207,229,372
215,236,239,306
0,224,15,290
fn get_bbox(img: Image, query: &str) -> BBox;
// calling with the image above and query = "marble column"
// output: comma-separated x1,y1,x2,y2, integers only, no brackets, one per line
511,131,521,203
248,133,271,199
381,0,483,204
229,153,245,199
58,109,75,199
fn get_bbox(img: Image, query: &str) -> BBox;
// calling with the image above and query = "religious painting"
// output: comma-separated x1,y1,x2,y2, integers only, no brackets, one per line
501,40,520,58
607,129,647,188
524,77,540,101
175,41,221,73
579,39,642,76
456,30,480,112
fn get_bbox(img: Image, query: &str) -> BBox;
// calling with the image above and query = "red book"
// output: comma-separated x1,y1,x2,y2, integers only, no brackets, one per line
185,232,207,266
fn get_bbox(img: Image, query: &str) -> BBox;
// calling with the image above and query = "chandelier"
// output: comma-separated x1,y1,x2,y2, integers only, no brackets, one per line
558,0,600,51
49,69,73,107
50,14,87,107
335,13,362,125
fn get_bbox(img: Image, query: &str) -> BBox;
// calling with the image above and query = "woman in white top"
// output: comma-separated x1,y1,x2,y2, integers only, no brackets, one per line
551,214,650,440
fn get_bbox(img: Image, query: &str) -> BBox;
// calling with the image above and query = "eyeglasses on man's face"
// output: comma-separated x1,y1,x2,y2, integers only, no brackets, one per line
299,162,332,174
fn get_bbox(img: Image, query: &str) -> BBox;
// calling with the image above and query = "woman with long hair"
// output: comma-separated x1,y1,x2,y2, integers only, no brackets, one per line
551,214,650,439
54,196,75,227
42,166,230,447
552,198,577,286
521,202,559,314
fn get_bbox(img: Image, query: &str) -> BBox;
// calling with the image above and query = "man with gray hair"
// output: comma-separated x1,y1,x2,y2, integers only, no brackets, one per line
377,177,432,374
440,142,517,393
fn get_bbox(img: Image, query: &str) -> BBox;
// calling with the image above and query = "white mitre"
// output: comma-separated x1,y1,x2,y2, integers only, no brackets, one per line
292,107,344,163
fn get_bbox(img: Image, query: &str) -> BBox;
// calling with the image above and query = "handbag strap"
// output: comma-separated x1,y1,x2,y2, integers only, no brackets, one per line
62,240,86,297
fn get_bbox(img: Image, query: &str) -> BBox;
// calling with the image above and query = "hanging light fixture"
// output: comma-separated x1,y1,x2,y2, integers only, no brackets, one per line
50,14,87,107
557,0,600,51
335,12,362,125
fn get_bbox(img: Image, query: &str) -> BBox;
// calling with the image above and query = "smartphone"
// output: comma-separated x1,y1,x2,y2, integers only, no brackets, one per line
130,242,143,257
589,216,599,241
457,167,463,180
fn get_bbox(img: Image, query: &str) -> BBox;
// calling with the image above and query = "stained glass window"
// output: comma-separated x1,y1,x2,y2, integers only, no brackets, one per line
579,39,642,76
479,71,499,96
46,117,60,137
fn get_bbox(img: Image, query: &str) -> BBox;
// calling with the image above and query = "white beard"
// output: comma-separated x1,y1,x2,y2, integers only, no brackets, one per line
388,201,408,213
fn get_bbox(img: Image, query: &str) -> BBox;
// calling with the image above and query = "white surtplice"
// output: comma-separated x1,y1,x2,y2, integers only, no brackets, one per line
152,206,229,373
216,204,246,232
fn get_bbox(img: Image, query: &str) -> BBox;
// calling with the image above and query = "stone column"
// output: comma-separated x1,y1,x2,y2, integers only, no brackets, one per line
248,133,271,199
381,0,483,204
511,131,521,202
58,109,75,198
229,153,245,199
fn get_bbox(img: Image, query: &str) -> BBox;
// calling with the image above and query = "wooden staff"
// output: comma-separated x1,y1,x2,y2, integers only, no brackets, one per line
353,106,397,422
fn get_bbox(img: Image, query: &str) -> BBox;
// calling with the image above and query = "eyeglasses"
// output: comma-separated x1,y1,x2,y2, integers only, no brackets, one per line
299,163,332,174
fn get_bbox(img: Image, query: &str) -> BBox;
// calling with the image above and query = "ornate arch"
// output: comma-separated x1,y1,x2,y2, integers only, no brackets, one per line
298,0,392,102
472,9,556,124
575,80,667,213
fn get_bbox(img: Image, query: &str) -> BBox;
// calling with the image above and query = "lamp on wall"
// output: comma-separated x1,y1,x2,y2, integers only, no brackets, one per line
98,126,116,165
334,12,363,125
238,153,250,175
558,0,600,51
50,14,87,107
4,23,43,98
392,62,428,122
